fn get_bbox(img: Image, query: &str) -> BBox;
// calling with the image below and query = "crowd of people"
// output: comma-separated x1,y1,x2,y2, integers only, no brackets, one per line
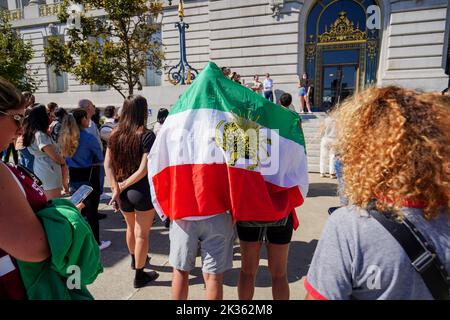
0,70,449,300
1,92,118,252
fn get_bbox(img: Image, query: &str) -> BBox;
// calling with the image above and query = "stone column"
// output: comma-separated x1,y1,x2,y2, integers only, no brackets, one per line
7,0,16,10
23,1,40,19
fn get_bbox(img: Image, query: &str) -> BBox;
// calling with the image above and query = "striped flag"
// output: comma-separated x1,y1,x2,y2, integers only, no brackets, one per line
148,62,308,223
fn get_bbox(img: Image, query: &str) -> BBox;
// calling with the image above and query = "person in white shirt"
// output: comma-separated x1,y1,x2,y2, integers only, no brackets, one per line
263,73,274,102
319,112,337,178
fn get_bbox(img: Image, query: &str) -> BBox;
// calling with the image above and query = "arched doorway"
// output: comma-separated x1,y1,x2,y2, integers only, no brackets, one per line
304,0,381,111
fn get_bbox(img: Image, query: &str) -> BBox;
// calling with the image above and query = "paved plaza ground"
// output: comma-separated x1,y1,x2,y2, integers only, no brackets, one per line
88,173,339,300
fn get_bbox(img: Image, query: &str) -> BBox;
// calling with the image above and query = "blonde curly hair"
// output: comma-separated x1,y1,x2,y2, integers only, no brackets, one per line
335,86,450,220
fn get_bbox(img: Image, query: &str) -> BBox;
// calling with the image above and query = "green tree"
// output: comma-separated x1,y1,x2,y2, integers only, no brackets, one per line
0,11,40,92
45,0,165,98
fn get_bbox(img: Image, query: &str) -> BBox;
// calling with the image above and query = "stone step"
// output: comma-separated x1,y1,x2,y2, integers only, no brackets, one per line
305,149,320,157
298,115,324,173
305,144,320,151
305,137,321,144
301,121,322,127
308,157,320,164
308,164,320,173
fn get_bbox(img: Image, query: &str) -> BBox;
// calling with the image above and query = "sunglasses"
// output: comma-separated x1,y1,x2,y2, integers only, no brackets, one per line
0,110,25,128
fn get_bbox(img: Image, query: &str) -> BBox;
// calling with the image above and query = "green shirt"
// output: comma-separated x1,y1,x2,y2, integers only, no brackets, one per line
17,199,103,300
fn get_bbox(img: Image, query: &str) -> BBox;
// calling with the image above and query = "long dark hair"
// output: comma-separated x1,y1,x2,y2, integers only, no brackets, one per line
23,104,50,147
54,107,68,122
109,95,148,181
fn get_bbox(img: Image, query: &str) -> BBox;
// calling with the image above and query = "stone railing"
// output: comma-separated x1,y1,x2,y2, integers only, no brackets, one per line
7,8,24,21
8,3,103,21
39,3,61,17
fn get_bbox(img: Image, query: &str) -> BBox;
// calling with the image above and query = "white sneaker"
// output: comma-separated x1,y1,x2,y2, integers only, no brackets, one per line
99,240,112,251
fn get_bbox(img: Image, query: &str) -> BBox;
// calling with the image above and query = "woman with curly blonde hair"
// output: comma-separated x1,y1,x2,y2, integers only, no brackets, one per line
305,86,449,300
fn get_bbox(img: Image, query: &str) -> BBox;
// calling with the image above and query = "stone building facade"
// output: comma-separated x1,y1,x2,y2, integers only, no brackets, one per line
3,0,450,113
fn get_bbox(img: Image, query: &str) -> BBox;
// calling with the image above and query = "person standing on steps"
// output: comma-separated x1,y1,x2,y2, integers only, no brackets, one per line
263,73,274,102
298,73,312,114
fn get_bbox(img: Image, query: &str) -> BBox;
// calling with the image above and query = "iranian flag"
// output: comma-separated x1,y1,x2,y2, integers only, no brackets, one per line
148,62,308,225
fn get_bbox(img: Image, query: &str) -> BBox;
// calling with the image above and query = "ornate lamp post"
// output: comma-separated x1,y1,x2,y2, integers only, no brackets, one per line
167,0,198,85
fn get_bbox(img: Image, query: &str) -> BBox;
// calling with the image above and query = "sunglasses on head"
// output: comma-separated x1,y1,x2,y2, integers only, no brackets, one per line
0,110,25,128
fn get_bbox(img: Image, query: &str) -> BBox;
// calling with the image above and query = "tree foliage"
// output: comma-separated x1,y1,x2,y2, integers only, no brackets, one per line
0,11,40,92
45,0,165,98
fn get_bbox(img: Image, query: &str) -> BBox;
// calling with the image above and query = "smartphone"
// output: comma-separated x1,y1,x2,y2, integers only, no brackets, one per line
70,185,93,206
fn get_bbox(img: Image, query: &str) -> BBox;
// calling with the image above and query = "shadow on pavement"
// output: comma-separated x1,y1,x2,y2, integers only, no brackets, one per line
99,210,171,269
307,182,338,197
99,209,319,291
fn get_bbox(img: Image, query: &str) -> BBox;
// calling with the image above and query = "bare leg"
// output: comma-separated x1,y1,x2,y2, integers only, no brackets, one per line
267,243,290,300
172,268,189,300
306,95,312,113
238,241,262,300
122,212,136,255
299,96,305,113
134,209,155,269
203,272,224,300
61,165,70,194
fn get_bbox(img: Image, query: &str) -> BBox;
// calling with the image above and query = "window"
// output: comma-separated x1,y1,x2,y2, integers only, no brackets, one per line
305,0,381,109
143,31,162,87
90,34,110,91
91,83,109,92
0,0,8,9
144,66,162,87
44,36,68,93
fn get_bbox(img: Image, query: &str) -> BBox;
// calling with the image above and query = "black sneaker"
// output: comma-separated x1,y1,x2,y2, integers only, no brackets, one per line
133,271,159,288
98,213,108,220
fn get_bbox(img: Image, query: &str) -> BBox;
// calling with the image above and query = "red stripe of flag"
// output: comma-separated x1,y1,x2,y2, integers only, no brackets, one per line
152,163,304,221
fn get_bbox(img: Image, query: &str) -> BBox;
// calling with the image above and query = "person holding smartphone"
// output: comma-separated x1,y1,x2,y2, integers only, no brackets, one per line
59,108,111,251
104,95,159,288
0,77,50,299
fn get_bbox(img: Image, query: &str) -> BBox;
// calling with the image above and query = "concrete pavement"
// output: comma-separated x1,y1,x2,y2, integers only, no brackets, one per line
87,173,339,300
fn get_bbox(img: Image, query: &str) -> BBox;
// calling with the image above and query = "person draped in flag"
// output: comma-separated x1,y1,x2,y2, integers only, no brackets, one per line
148,62,309,300
235,92,302,300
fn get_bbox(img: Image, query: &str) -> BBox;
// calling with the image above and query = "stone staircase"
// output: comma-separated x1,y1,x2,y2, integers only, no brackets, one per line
299,112,326,173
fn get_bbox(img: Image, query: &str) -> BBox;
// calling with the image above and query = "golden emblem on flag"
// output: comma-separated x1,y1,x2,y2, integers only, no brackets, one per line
214,112,271,170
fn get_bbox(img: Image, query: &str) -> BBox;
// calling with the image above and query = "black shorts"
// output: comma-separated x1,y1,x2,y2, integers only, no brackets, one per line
119,177,154,212
236,214,293,245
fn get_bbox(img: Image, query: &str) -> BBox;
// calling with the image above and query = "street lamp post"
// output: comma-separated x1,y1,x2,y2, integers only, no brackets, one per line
167,0,198,85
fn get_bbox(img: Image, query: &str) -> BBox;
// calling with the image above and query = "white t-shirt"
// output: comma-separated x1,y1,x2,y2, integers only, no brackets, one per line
263,78,273,91
99,118,117,143
323,117,337,139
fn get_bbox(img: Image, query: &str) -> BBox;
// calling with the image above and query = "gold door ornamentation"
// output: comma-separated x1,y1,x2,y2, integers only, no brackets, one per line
318,11,366,44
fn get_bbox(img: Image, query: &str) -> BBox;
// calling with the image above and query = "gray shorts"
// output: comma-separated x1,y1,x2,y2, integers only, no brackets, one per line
169,213,235,274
